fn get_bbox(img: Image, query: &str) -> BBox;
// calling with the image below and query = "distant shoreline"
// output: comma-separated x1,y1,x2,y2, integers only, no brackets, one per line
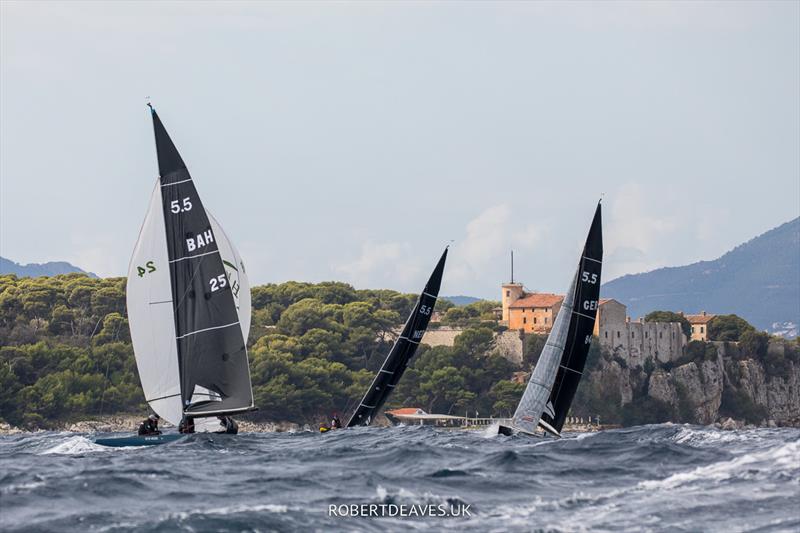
1,415,789,436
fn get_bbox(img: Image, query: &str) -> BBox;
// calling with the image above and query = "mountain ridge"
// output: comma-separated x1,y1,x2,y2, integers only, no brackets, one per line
602,218,799,333
0,257,98,278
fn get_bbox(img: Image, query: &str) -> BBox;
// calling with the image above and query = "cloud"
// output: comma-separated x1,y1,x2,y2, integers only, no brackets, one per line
604,183,683,279
449,204,542,287
333,241,423,290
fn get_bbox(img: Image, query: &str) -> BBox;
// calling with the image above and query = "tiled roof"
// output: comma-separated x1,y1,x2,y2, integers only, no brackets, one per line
685,313,715,324
509,293,564,309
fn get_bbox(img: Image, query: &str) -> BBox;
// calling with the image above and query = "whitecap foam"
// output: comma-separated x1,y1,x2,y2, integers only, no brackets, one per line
173,503,291,519
639,439,800,491
40,436,116,455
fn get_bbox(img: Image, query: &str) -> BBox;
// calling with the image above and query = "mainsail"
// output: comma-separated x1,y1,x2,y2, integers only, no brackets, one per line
126,107,254,428
502,203,602,436
346,248,448,427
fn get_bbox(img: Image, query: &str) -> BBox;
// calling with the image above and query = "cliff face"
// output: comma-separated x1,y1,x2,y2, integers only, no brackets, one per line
647,360,724,424
577,341,800,427
726,359,800,425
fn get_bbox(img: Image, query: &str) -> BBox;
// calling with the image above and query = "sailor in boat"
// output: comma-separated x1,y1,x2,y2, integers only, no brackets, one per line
217,416,239,434
178,416,195,434
138,414,162,436
319,413,342,433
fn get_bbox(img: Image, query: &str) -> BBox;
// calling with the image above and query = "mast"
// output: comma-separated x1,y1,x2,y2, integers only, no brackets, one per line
346,248,448,427
502,202,602,436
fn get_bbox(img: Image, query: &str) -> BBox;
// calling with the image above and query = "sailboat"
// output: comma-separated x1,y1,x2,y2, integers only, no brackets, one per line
498,202,602,437
327,248,447,431
96,106,255,447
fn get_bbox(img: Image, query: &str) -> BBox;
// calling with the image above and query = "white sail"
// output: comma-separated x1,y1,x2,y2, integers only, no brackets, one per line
509,266,579,435
127,183,253,430
208,211,251,340
126,180,183,426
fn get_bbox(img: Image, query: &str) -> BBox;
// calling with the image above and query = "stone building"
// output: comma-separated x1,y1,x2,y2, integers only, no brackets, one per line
500,281,687,366
507,292,563,333
683,311,716,341
600,317,686,365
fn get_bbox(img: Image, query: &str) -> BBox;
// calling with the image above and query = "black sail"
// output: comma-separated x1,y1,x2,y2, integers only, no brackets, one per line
151,107,254,417
539,202,603,433
346,248,448,427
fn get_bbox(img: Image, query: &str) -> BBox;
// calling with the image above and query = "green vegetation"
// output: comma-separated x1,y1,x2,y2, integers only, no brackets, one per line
644,310,691,339
0,274,141,428
0,274,518,429
438,300,500,328
707,314,755,341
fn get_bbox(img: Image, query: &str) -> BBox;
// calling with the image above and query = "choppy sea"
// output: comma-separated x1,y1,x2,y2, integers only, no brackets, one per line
1,424,798,532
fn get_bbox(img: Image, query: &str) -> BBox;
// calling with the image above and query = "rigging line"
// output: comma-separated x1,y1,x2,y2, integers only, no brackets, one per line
169,250,219,264
176,321,240,340
161,178,193,187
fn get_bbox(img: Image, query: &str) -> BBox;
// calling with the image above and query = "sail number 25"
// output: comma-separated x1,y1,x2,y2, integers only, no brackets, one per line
209,274,228,292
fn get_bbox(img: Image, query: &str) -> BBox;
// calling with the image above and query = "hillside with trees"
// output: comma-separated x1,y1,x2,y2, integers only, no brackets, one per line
1,273,797,430
0,274,519,429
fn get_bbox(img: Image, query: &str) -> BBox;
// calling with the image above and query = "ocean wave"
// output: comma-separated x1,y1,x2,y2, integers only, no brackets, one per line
638,439,800,491
40,436,119,455
2,425,798,532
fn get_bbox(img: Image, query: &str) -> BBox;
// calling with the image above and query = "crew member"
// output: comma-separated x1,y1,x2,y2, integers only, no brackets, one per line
217,416,239,434
330,413,342,429
178,415,195,434
138,414,162,436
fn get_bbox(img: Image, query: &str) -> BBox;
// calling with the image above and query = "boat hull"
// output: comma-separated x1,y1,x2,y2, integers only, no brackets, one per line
94,434,185,447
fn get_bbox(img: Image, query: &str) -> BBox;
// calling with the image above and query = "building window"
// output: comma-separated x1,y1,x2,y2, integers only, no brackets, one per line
700,326,704,333
605,331,608,339
545,317,548,324
523,317,527,324
506,290,510,297
659,332,663,339
645,332,648,338
533,317,537,324
692,326,696,332
617,331,620,338
631,331,635,338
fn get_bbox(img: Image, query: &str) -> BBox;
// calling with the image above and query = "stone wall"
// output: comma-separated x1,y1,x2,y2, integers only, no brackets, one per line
420,327,524,365
599,319,686,366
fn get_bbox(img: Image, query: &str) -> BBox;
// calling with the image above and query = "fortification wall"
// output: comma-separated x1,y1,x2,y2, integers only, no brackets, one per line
599,321,686,366
420,327,524,364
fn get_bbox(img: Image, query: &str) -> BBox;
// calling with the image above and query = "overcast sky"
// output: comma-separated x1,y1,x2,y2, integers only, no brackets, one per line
1,1,798,299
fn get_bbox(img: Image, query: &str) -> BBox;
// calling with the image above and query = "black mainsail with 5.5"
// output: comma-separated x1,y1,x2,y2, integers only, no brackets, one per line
99,107,254,445
344,248,448,428
499,202,602,437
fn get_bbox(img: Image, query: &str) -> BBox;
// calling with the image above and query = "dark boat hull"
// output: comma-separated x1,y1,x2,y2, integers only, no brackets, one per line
94,434,184,447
